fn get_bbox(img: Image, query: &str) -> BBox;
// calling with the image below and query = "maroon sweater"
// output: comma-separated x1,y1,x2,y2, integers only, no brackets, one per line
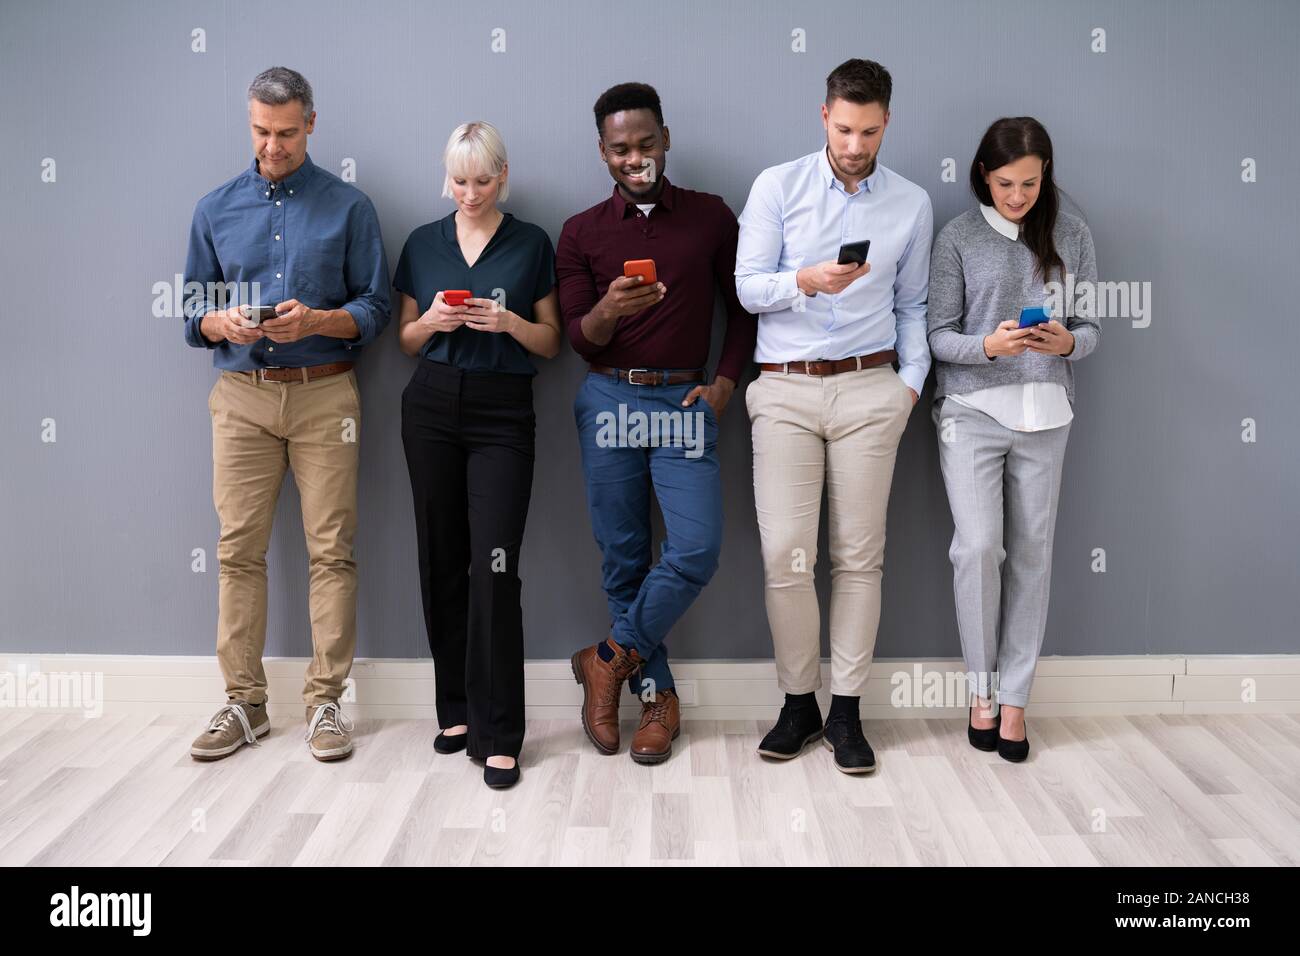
556,177,756,383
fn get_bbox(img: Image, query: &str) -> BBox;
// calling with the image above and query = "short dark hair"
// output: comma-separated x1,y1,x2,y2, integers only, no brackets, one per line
593,82,664,137
825,58,892,110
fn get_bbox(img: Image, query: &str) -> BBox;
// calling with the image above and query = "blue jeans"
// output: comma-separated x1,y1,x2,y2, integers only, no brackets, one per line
574,371,723,695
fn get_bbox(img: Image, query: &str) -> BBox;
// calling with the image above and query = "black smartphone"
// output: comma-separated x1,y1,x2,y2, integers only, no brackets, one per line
837,239,871,266
241,305,279,327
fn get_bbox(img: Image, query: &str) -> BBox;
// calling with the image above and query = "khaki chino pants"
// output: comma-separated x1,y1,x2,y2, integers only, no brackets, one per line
746,365,913,697
207,368,361,707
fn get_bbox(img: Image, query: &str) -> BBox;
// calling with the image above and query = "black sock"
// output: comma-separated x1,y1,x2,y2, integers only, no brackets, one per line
828,694,859,722
596,640,614,663
785,691,818,713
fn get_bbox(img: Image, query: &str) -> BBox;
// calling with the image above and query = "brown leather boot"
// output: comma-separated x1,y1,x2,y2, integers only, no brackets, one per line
631,688,680,765
571,637,642,754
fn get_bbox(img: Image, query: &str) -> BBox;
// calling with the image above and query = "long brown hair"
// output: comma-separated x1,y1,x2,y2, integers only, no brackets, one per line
970,117,1063,283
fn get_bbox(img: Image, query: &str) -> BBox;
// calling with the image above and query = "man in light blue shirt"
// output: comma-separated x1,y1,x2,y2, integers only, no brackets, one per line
735,58,933,775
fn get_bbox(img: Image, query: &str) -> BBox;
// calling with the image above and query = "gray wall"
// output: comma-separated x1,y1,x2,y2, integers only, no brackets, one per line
2,0,1297,662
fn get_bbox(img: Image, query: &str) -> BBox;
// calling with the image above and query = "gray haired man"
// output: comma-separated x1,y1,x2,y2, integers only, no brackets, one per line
183,67,390,761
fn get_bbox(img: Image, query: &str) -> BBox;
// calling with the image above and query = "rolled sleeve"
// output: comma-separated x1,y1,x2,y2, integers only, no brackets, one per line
182,203,221,349
337,198,390,349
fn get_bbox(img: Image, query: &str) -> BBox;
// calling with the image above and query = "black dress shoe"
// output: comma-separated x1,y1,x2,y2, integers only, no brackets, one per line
484,761,520,789
821,714,876,774
756,703,824,759
997,726,1030,763
434,730,468,754
967,704,1000,752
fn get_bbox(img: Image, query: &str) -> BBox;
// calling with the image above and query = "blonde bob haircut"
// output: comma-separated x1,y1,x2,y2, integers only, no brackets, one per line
441,121,509,202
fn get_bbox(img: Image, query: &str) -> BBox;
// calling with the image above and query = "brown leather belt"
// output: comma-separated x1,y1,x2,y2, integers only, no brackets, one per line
757,350,897,376
234,361,355,384
589,365,706,386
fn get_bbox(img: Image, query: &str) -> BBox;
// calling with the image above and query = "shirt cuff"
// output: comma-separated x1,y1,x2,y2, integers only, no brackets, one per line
777,269,803,304
897,365,926,395
340,303,371,349
186,312,219,349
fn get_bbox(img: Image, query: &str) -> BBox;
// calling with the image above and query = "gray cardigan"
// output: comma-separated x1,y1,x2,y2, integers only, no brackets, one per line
926,207,1100,403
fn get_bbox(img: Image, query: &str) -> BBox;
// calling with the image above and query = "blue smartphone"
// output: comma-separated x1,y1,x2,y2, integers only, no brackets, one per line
1018,306,1050,329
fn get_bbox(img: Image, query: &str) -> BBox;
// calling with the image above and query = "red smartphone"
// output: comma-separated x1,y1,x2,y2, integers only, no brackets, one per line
623,259,657,285
443,290,471,307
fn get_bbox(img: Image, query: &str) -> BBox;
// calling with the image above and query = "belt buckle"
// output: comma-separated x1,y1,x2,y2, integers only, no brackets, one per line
626,367,655,386
257,366,286,384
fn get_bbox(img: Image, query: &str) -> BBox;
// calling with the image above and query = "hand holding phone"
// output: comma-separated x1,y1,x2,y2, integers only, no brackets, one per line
797,257,870,296
442,290,471,308
600,262,665,318
983,319,1036,358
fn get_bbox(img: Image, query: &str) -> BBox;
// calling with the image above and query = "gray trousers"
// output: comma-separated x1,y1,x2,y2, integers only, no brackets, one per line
931,396,1071,708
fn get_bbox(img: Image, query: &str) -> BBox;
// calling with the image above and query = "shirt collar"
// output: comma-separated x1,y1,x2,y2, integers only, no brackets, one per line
610,175,675,218
980,202,1022,241
818,145,879,194
247,152,316,198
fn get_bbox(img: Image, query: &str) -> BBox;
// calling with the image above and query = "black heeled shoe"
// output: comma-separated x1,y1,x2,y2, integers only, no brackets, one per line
968,704,1000,752
433,730,468,754
484,760,520,789
997,724,1030,762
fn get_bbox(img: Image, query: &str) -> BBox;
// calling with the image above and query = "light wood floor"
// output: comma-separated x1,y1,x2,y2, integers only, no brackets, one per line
0,709,1296,866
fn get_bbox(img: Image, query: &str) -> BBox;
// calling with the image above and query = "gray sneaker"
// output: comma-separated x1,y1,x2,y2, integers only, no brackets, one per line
305,701,354,761
191,700,270,760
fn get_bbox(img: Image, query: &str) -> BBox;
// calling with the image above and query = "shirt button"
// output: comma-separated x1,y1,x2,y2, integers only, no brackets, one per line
275,200,281,206
268,346,274,352
276,273,282,278
275,234,280,240
288,189,293,195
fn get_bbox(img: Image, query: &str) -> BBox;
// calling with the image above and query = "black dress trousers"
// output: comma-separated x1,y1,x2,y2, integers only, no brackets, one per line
400,358,536,759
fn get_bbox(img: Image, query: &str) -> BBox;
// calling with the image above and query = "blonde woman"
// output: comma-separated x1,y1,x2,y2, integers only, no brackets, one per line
396,122,562,788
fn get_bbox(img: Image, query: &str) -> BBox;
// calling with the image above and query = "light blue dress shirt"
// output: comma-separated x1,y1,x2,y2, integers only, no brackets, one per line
735,147,934,394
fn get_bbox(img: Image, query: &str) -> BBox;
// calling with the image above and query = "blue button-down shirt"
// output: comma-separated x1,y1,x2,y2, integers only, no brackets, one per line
735,147,933,394
183,153,390,369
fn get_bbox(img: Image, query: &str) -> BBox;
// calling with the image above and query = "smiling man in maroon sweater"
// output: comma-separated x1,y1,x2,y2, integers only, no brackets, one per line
559,82,755,764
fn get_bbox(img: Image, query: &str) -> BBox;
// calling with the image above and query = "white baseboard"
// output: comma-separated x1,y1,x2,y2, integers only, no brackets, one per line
1,653,1297,720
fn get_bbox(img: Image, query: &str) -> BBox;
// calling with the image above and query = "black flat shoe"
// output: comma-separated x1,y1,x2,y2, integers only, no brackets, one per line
967,704,1000,752
484,761,520,789
821,714,876,774
757,703,824,759
434,730,468,754
997,726,1030,763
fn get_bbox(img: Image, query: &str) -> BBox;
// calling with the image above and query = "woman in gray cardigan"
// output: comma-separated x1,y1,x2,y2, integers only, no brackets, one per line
927,117,1100,762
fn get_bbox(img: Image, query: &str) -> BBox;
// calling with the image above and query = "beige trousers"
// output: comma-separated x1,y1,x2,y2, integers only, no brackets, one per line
746,365,913,696
207,368,361,706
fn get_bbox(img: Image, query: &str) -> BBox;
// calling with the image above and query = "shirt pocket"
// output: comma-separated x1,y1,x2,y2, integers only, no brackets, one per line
293,237,347,306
